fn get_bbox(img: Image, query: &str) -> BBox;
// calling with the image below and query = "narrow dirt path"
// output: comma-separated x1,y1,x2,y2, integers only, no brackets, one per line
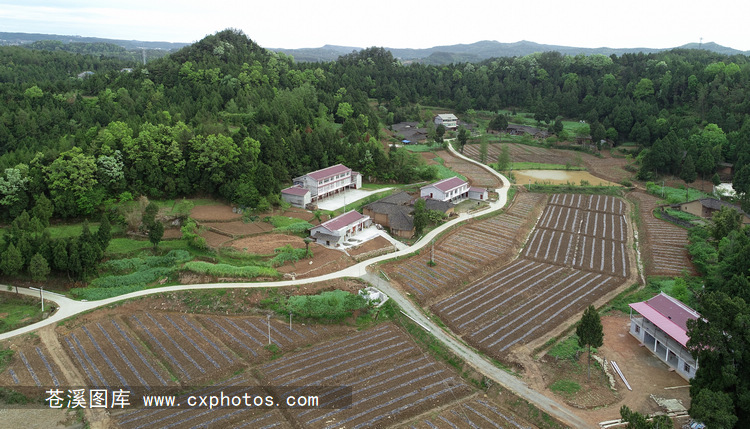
38,325,112,429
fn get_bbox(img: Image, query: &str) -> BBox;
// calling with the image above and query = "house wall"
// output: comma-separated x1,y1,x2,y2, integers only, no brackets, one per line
680,201,706,218
392,227,415,238
281,193,310,208
363,209,389,227
420,186,446,201
629,316,697,380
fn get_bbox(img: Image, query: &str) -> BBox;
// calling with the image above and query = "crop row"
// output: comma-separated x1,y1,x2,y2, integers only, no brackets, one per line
537,205,626,241
412,398,529,429
523,229,628,277
549,193,626,215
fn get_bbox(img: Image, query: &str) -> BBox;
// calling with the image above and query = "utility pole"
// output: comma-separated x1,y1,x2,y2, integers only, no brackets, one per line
267,314,271,345
289,312,292,330
40,287,44,313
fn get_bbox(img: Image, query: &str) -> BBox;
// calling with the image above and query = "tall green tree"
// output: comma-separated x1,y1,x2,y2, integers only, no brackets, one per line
496,145,511,172
457,127,469,153
576,304,603,380
148,221,164,250
681,154,697,201
413,198,428,237
0,243,24,277
28,253,50,283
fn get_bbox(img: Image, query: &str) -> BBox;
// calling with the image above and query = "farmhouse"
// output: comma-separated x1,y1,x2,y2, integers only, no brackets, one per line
676,198,750,225
629,293,700,380
391,122,428,144
420,177,470,203
281,164,362,207
434,113,458,130
309,210,372,247
363,191,456,238
468,186,488,201
506,124,549,139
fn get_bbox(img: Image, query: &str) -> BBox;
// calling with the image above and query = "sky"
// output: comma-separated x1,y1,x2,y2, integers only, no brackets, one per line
2,0,750,51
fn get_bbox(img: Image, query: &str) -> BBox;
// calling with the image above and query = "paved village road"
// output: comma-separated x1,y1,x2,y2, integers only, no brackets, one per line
0,143,593,427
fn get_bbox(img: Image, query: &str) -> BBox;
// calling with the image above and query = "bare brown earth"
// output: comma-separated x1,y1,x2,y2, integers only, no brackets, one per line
190,204,242,221
230,233,306,255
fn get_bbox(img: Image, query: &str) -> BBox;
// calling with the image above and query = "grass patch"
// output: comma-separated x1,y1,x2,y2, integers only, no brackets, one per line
549,379,581,397
106,238,153,255
261,289,368,322
645,182,712,204
432,157,467,181
606,277,699,314
182,261,280,279
0,292,45,334
527,184,623,196
664,207,703,223
547,335,586,361
510,162,585,171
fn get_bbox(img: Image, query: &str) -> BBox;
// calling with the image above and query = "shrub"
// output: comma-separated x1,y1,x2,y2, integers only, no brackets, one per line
270,245,312,267
183,261,279,278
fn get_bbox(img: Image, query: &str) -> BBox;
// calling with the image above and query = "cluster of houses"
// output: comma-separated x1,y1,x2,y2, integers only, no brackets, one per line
282,163,488,246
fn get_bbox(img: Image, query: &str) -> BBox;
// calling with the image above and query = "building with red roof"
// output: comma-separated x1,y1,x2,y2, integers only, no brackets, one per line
280,186,311,208
284,164,361,207
309,210,372,247
420,177,469,203
629,292,700,379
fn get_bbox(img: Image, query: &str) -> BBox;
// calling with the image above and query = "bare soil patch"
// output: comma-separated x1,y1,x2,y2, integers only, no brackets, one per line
275,243,354,279
202,220,273,237
199,230,232,248
347,235,394,257
162,228,182,239
190,204,241,222
229,234,305,255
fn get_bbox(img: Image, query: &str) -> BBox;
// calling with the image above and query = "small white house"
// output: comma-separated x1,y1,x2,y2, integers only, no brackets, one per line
434,113,458,129
420,177,469,203
629,292,700,380
468,186,488,201
280,186,311,208
309,210,372,247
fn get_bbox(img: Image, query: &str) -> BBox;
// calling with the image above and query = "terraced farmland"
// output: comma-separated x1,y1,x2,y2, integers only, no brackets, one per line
433,194,632,359
260,323,473,429
463,142,584,166
0,341,63,389
408,397,531,428
386,193,547,303
114,373,292,429
629,191,696,276
439,150,502,189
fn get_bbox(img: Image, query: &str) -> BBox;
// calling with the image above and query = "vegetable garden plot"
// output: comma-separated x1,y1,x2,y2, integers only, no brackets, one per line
409,397,530,429
115,374,292,429
260,323,472,429
549,193,626,215
629,191,695,276
506,192,548,219
196,315,352,362
0,343,63,388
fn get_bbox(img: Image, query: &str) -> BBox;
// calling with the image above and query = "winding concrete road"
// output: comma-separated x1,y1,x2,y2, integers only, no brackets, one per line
0,143,591,427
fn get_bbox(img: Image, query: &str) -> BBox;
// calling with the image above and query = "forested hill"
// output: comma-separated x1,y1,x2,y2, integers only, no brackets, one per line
1,29,750,222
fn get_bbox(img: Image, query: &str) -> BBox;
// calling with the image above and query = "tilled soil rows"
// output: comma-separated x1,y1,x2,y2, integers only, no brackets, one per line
259,323,473,429
629,191,696,276
407,396,531,428
0,339,63,390
432,194,631,360
385,193,547,305
439,150,502,189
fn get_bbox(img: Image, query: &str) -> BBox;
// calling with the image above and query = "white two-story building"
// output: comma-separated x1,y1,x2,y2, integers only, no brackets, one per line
281,164,362,207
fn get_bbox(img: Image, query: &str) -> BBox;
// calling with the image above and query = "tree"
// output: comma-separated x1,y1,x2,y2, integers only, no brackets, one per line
496,145,511,172
710,206,743,242
479,140,488,164
149,221,164,250
435,124,446,143
681,154,697,201
1,243,24,277
457,127,469,153
31,193,53,227
28,253,50,283
488,114,508,132
576,304,603,380
97,213,112,251
413,198,428,236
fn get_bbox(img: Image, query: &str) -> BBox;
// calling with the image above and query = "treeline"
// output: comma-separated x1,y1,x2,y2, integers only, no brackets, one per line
2,29,750,221
686,207,750,428
0,29,436,220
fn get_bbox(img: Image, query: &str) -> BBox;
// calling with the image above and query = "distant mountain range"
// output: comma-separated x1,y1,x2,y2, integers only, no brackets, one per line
275,40,750,64
2,32,748,64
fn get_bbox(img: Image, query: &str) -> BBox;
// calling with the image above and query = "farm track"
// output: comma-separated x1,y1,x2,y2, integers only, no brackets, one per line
628,191,696,276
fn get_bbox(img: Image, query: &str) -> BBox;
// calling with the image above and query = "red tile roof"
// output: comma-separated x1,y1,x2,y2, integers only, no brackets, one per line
319,210,367,231
629,292,700,347
307,164,351,181
281,186,310,196
430,177,467,193
469,186,486,193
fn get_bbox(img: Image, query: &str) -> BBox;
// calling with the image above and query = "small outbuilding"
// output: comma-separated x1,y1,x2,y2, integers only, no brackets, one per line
468,186,488,201
280,186,311,208
676,198,750,225
629,293,700,380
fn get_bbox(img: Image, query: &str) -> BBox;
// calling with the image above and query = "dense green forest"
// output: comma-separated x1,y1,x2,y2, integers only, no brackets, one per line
1,28,750,427
2,29,750,221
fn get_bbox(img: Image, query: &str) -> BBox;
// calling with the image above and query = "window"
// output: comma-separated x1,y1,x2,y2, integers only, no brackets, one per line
635,325,641,334
684,363,691,374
